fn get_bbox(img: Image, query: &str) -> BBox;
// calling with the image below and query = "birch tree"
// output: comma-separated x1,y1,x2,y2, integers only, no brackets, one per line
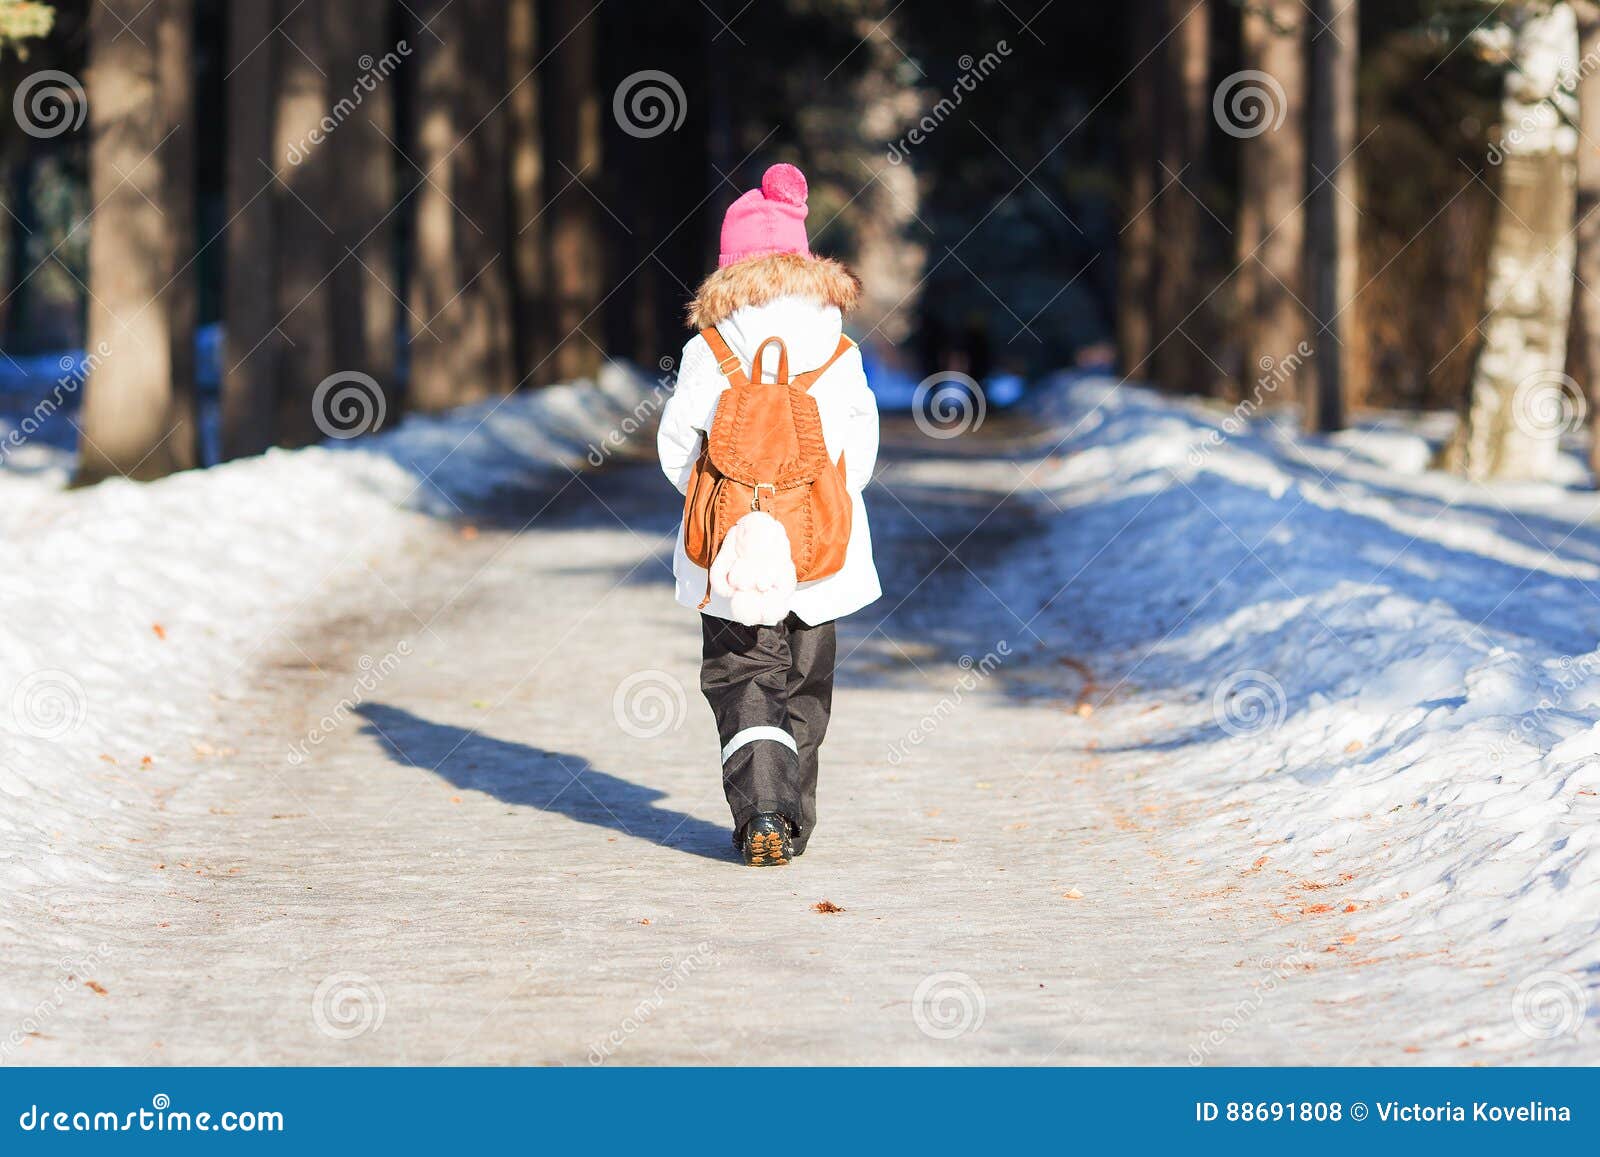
1454,2,1580,481
1570,0,1600,478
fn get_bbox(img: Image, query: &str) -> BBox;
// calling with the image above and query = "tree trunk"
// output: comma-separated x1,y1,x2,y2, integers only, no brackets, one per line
507,0,550,385
270,0,335,446
1306,0,1359,433
1117,0,1160,377
1574,2,1600,481
77,0,199,484
326,3,399,425
1152,0,1211,393
221,0,279,458
0,150,35,347
546,0,604,383
409,0,518,411
1236,0,1307,408
1454,3,1580,481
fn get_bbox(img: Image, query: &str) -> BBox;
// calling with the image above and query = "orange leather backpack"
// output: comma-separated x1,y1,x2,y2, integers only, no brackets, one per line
683,326,856,606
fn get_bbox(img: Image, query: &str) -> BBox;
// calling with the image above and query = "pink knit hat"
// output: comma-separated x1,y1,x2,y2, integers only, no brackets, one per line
718,163,811,267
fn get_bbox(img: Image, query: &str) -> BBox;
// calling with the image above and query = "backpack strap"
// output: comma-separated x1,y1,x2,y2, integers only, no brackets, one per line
699,326,749,388
700,327,854,392
793,334,856,392
750,337,790,384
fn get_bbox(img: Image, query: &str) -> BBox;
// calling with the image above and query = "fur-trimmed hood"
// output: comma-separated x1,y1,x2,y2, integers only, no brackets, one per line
687,253,861,331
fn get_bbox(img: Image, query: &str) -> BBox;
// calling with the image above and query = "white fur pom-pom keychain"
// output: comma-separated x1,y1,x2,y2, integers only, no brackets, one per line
708,511,799,626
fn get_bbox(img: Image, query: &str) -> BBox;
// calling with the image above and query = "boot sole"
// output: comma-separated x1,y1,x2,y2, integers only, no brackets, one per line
743,829,791,867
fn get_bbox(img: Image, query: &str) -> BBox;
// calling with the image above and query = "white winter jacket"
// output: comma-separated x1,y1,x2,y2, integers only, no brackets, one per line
657,295,882,625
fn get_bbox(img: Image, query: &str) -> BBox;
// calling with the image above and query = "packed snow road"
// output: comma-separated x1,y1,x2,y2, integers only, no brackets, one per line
4,380,1596,1064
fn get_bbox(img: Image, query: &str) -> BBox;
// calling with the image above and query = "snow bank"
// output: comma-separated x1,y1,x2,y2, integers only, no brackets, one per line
1017,376,1600,1049
0,365,665,893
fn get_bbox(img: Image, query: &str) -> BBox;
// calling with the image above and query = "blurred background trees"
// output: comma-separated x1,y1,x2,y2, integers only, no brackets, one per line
2,0,1599,484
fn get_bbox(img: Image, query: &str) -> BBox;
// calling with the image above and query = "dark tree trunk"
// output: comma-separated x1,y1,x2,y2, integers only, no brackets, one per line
1117,0,1160,378
409,0,518,410
326,3,399,423
271,0,334,446
1307,0,1359,433
546,0,604,382
507,0,550,385
1236,0,1307,408
221,0,279,458
1152,0,1211,393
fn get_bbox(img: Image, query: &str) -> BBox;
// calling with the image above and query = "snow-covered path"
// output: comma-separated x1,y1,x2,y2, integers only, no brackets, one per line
5,381,1598,1064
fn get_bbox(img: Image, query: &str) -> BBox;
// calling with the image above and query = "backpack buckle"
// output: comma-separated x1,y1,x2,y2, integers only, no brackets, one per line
751,482,776,511
717,354,742,376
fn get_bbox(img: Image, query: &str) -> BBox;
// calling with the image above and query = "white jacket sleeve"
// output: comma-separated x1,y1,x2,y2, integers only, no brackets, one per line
840,348,879,495
657,335,720,495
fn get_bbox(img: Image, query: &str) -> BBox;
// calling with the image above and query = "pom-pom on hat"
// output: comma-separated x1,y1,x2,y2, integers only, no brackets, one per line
718,163,812,268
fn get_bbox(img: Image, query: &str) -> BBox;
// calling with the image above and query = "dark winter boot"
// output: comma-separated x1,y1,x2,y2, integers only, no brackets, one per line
740,813,794,867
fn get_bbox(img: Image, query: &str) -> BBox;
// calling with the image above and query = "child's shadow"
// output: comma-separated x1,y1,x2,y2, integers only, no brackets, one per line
355,703,731,862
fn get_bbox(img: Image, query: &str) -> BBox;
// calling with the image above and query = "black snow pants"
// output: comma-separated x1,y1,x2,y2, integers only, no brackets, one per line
699,612,836,852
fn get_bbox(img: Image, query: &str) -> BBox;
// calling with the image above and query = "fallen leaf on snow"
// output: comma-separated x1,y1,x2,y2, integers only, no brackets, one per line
152,623,167,640
813,900,844,914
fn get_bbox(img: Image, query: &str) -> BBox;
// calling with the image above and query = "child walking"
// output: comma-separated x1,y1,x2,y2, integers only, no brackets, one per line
657,163,881,866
